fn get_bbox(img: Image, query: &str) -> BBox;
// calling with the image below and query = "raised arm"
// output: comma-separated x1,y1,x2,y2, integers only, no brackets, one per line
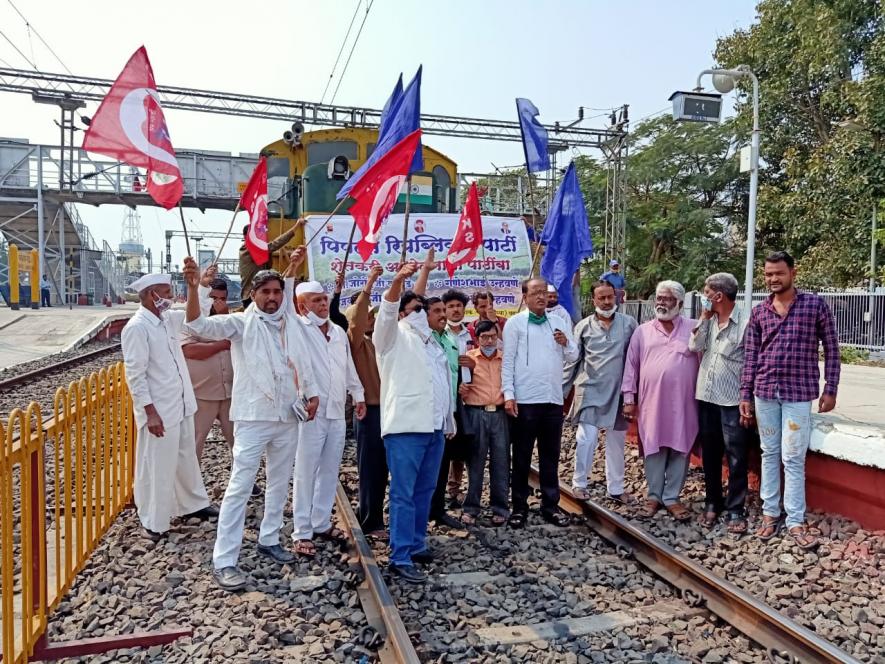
376,263,419,356
267,219,303,252
184,256,243,339
413,247,435,296
348,265,383,348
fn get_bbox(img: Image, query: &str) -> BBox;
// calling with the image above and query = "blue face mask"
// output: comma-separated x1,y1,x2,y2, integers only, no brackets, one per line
700,295,713,311
480,345,497,357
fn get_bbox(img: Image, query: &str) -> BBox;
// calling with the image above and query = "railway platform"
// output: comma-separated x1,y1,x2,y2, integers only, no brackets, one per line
0,303,138,370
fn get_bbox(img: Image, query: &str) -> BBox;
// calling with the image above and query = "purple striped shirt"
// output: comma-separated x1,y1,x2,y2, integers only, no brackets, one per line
740,291,840,403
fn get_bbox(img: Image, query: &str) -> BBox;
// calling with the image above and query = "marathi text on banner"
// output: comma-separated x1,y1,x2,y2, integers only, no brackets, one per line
305,214,531,316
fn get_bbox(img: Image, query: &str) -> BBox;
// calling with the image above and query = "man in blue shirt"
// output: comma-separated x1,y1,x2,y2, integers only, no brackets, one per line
600,259,626,304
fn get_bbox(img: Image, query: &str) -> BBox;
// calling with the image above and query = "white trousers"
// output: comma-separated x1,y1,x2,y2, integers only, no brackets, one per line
571,422,626,496
291,415,346,541
134,415,210,533
212,419,299,569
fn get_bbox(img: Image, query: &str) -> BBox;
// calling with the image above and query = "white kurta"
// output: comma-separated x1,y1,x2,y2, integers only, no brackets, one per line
292,315,364,540
121,306,208,532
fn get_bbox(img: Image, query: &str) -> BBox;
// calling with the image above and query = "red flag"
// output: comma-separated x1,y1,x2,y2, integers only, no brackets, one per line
81,46,183,209
444,182,484,277
240,156,270,265
349,130,422,261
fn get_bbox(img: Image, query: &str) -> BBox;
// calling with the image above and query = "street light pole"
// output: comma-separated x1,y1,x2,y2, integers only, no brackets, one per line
696,66,760,314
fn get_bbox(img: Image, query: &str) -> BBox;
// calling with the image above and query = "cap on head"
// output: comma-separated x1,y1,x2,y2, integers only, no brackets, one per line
610,259,619,267
129,273,172,293
295,280,324,297
546,284,557,294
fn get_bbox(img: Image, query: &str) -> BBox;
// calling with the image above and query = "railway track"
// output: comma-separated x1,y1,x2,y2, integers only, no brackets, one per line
0,342,123,392
333,464,860,663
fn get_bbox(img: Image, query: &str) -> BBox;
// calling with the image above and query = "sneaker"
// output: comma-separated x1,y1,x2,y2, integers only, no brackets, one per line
185,504,220,520
257,543,296,564
389,563,426,584
411,549,434,565
213,566,247,592
432,513,462,529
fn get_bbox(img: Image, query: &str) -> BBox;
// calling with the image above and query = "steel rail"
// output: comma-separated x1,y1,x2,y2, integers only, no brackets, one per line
0,343,122,391
528,467,860,664
334,483,420,664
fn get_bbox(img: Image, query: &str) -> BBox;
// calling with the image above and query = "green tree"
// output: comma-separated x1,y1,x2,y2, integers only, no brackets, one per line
715,0,885,288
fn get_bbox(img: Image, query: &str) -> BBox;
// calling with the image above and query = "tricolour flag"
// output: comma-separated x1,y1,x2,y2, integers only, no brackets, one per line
348,130,423,261
515,98,550,173
81,46,183,209
540,161,593,318
240,157,270,265
445,182,483,277
338,67,422,200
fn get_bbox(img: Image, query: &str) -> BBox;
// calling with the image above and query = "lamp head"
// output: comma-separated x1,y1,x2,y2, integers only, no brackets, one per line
712,73,736,94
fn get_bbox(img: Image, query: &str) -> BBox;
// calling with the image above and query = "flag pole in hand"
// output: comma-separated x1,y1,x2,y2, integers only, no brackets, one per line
339,220,359,277
399,176,413,265
213,203,241,266
177,204,192,256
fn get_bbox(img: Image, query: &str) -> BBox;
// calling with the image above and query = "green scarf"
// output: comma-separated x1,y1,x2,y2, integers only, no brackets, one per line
528,311,548,325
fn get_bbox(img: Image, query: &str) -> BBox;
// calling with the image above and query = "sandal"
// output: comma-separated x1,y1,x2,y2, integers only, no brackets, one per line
542,510,570,527
572,487,590,500
641,499,662,518
491,515,507,527
726,516,748,536
666,503,691,522
508,512,527,529
788,525,819,550
365,529,388,541
756,515,782,541
699,508,720,528
316,527,347,543
294,539,316,557
460,513,477,526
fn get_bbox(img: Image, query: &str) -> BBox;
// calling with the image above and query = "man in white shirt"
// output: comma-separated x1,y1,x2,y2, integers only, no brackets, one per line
40,274,52,307
546,284,575,327
184,253,319,592
121,273,215,542
503,277,579,528
290,280,366,557
375,262,454,584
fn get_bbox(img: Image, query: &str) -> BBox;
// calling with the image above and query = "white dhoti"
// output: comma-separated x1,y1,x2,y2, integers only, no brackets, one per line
291,415,346,541
212,420,299,569
134,415,211,533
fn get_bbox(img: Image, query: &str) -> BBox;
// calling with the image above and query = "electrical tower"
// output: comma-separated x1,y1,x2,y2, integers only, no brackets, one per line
119,205,144,273
602,105,629,264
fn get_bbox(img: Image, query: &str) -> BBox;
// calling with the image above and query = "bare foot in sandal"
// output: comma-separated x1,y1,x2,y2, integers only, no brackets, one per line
788,524,819,549
756,515,781,541
295,539,315,557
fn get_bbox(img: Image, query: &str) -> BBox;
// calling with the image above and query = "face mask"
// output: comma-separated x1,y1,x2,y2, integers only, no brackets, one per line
307,311,329,326
700,295,713,311
152,293,173,315
480,345,497,357
596,305,616,319
404,309,431,339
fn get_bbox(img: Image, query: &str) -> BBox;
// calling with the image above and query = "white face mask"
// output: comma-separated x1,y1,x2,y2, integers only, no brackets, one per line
152,293,173,315
404,309,431,339
306,311,329,326
596,305,616,319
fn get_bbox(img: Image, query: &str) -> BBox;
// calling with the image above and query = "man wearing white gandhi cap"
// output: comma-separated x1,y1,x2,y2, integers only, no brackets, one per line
289,279,365,557
121,273,216,542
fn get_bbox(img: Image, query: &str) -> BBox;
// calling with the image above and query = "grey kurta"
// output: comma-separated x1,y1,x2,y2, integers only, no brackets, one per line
563,313,637,430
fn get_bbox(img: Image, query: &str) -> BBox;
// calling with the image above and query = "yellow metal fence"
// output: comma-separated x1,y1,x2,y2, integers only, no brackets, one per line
0,362,134,663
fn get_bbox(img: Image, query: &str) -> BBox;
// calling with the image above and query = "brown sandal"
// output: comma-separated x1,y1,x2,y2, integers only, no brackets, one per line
316,527,347,543
727,516,748,536
641,499,662,518
788,525,819,550
460,513,477,526
294,539,316,557
756,516,782,541
699,510,719,528
666,503,691,522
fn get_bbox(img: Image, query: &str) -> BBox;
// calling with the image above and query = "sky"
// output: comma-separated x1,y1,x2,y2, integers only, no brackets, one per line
0,0,758,270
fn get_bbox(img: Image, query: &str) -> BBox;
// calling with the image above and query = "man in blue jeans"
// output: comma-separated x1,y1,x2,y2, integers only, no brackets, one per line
739,251,840,549
374,262,454,584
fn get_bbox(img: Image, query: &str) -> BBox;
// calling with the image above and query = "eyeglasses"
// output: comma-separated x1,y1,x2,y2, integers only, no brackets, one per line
478,334,498,342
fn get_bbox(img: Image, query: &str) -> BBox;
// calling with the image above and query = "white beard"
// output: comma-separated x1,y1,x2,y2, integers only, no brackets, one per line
654,305,680,321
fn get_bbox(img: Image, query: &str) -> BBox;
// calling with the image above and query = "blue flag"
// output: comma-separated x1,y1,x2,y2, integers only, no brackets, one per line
338,67,423,200
540,161,593,318
378,73,403,138
516,98,550,173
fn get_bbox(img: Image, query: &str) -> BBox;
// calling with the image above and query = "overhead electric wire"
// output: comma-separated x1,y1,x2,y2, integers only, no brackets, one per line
329,0,375,105
0,27,36,68
319,0,362,105
6,0,73,74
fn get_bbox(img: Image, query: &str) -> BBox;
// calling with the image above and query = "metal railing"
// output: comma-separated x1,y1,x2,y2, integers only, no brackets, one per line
597,290,885,351
0,362,134,663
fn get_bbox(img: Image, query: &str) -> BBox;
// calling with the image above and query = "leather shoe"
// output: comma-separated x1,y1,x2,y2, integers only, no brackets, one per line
411,549,434,565
432,513,462,529
257,543,295,564
185,504,220,520
389,563,426,584
213,566,246,592
142,527,164,542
